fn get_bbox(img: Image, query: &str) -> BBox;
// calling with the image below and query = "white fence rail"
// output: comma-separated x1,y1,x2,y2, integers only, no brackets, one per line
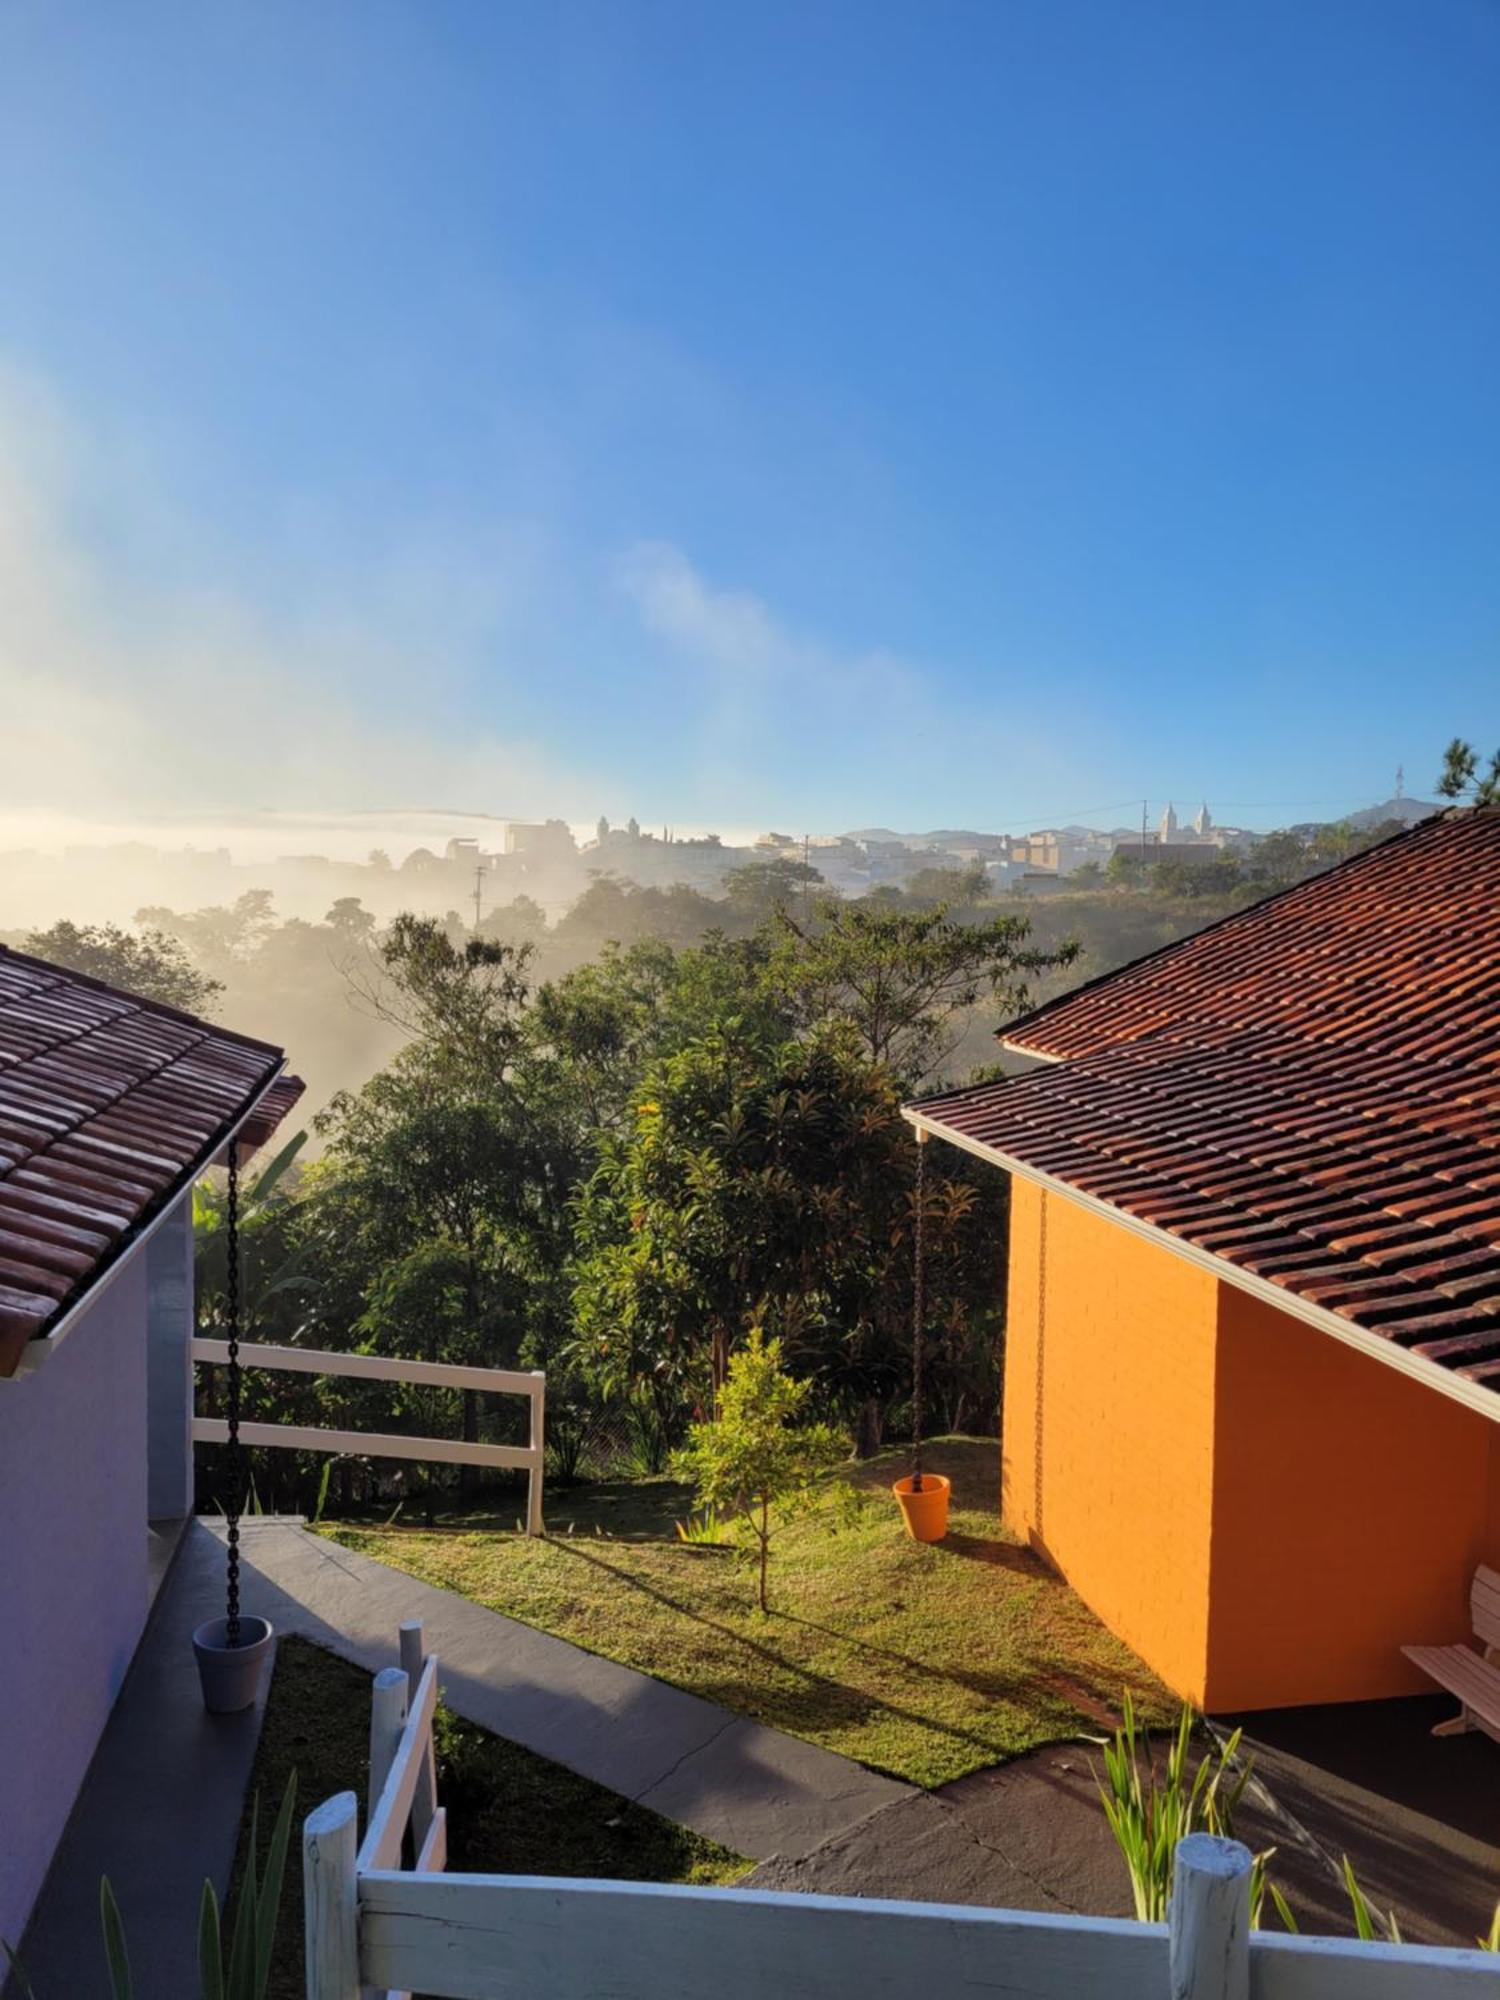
305,1626,1500,2000
191,1338,545,1535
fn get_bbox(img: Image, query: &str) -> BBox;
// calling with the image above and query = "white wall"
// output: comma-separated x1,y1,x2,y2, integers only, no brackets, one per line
0,1247,152,1950
147,1201,195,1520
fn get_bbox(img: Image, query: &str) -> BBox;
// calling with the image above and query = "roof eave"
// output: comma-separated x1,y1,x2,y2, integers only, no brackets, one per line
5,1062,296,1381
996,1036,1064,1064
902,1103,1500,1429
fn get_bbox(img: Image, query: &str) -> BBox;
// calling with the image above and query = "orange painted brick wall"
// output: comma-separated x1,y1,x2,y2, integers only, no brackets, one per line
1204,1284,1500,1711
999,1179,1500,1712
1002,1180,1221,1704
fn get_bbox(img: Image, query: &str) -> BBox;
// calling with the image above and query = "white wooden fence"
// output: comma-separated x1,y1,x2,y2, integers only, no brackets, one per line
191,1339,545,1535
305,1627,1500,2000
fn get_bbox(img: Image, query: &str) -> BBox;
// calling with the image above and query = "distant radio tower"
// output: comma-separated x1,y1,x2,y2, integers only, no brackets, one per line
1395,764,1405,800
472,864,485,933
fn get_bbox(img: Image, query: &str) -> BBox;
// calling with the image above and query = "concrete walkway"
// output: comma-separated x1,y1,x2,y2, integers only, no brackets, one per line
16,1523,272,1997
232,1517,911,1857
15,1517,909,1994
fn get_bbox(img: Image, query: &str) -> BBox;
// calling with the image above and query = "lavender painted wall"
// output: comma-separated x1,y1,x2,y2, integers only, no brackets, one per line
0,1246,152,1950
147,1202,195,1521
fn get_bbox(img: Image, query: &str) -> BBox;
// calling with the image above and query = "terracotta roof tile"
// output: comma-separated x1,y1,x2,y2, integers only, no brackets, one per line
908,810,1500,1398
0,946,305,1377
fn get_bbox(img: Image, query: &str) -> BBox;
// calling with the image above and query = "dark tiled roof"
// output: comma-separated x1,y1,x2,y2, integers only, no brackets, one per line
0,947,303,1375
1008,808,1500,1065
911,809,1500,1395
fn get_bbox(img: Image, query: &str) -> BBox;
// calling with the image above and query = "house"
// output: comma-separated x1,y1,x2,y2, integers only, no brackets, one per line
0,947,301,1949
906,807,1500,1714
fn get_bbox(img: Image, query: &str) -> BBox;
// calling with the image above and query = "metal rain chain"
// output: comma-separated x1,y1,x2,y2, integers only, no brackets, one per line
910,1133,927,1494
224,1137,243,1647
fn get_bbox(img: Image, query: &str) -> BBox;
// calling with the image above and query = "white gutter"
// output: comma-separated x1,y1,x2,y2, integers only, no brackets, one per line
8,1061,291,1379
902,1101,1500,1428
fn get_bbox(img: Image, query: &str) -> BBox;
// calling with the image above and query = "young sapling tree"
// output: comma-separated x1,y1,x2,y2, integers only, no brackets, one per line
677,1330,846,1613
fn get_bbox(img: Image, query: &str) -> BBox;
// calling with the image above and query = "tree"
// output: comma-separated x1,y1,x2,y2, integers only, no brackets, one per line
571,1023,917,1416
26,919,223,1014
349,914,533,1076
134,889,277,981
324,897,376,939
721,856,823,923
902,863,988,909
769,896,1076,1088
1438,738,1500,807
314,1069,536,1494
676,1330,846,1611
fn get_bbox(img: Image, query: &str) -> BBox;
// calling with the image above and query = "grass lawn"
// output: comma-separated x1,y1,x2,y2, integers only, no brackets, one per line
323,1438,1172,1790
235,1637,749,2000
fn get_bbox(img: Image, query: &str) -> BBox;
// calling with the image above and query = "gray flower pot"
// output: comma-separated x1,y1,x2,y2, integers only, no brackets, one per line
192,1615,274,1714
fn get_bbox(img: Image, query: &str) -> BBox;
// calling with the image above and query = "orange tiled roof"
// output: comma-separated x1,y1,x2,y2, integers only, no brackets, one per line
0,947,303,1376
910,809,1500,1394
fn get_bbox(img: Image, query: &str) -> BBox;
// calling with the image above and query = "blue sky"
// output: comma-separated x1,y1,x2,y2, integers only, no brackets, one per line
0,0,1496,843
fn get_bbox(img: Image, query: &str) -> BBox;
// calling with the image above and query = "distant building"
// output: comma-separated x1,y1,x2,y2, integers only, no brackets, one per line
1160,802,1179,842
504,819,578,859
1112,839,1230,869
1193,801,1214,838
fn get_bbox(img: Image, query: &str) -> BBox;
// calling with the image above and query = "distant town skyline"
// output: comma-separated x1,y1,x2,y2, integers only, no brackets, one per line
0,776,1434,873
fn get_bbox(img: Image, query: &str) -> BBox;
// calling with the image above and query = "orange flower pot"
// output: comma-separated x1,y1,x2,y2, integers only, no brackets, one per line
892,1473,950,1543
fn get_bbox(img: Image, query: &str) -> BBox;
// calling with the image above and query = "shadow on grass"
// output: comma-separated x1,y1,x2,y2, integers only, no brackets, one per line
547,1536,1128,1775
355,1476,697,1544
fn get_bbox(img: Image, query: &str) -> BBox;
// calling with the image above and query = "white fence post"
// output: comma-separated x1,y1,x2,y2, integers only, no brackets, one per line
1169,1835,1250,2000
368,1666,409,1824
527,1370,546,1537
399,1621,438,1847
304,1790,360,2000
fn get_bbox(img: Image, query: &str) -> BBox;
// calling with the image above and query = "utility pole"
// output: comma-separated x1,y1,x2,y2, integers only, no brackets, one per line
1141,799,1149,861
472,864,485,934
803,833,811,922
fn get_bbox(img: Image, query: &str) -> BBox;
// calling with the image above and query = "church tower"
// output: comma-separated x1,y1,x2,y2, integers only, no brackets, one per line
1193,801,1213,837
1159,802,1179,842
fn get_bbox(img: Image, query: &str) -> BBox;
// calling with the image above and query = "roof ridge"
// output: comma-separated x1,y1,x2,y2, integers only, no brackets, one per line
1001,805,1498,1060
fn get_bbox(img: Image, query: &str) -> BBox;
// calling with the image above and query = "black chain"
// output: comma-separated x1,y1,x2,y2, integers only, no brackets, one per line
225,1139,242,1648
911,1136,927,1493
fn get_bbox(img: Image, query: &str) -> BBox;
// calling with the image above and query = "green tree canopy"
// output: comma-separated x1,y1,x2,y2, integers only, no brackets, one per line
1438,737,1500,807
767,895,1075,1087
26,919,223,1014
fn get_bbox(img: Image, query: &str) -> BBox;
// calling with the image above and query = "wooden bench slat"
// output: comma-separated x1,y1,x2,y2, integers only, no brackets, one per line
1402,1643,1500,1722
1471,1566,1500,1649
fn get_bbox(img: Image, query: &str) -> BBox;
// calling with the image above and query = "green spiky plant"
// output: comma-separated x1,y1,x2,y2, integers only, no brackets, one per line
674,1504,734,1546
2,1776,296,2000
1097,1696,1271,1924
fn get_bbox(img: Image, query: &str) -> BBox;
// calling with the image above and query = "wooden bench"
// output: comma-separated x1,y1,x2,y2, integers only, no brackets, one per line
1403,1563,1500,1741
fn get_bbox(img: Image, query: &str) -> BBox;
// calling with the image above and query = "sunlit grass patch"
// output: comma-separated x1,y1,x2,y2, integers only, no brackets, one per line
324,1437,1172,1790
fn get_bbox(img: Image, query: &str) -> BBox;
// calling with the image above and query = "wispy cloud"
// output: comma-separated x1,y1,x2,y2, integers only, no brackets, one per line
614,540,931,813
618,539,917,701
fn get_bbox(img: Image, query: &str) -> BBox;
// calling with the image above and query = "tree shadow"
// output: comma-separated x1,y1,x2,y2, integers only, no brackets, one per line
549,1537,1127,1771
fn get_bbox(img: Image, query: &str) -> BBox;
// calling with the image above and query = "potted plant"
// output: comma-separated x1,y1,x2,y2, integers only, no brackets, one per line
893,1135,950,1542
193,1140,274,1712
